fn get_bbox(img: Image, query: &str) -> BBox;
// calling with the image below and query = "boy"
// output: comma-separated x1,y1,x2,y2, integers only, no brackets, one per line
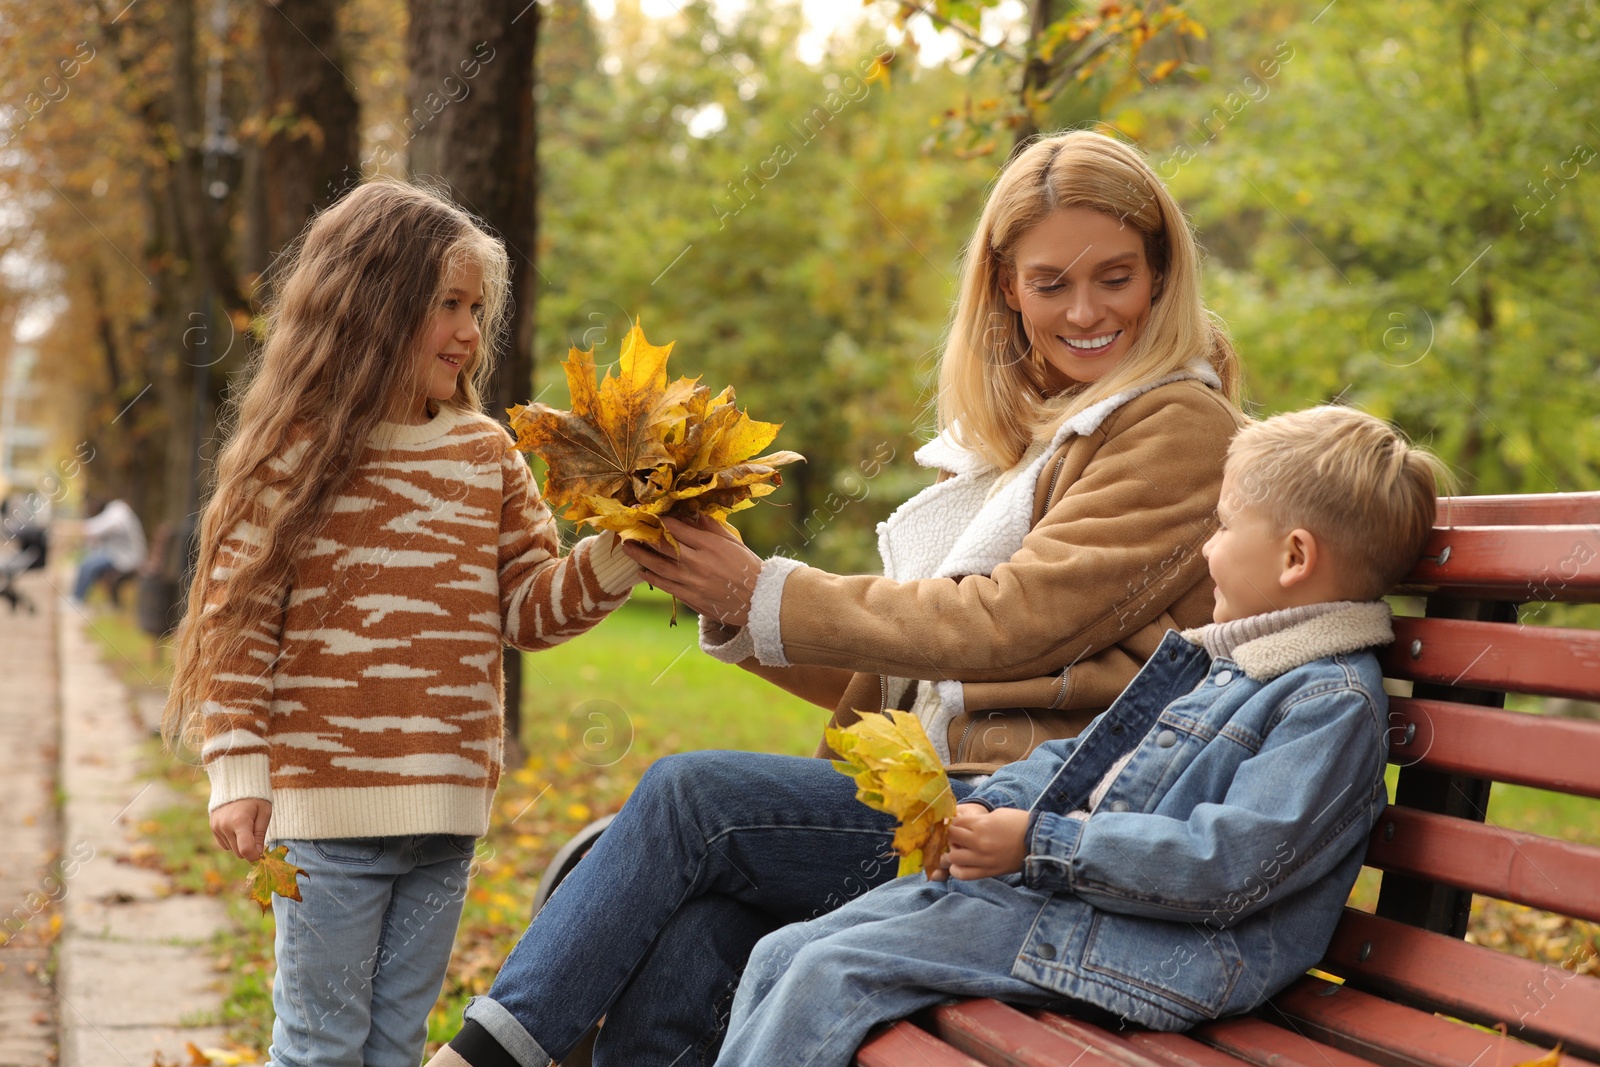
715,406,1447,1065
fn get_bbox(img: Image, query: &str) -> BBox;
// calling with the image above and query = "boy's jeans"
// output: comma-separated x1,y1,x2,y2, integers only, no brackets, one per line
269,833,475,1067
465,751,976,1067
718,874,1071,1067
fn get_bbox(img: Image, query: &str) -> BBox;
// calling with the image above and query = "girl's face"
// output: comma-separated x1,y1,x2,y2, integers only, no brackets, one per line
402,259,484,424
999,207,1158,388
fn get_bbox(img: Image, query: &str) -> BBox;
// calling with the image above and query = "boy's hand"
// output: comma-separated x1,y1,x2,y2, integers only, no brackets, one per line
933,803,1030,881
211,798,272,862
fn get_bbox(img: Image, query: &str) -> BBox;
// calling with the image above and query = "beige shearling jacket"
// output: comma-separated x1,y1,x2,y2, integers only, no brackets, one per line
706,377,1246,774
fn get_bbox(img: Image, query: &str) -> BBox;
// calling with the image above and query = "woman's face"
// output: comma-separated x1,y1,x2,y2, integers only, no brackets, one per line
999,206,1158,388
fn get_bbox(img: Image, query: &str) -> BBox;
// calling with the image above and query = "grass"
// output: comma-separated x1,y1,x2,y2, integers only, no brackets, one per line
82,587,1600,1051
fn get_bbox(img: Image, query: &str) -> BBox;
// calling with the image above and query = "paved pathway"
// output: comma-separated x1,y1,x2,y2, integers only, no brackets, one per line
0,570,238,1066
0,572,59,1067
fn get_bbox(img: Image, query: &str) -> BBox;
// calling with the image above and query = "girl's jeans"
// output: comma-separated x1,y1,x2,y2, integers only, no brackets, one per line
268,833,475,1067
464,751,975,1067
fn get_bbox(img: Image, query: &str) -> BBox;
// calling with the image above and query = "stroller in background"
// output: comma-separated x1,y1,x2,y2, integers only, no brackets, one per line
1,511,50,614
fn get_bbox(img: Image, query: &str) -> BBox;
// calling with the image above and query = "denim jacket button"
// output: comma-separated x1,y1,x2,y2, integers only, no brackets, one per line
1036,942,1057,960
1108,800,1130,813
1215,669,1233,686
1156,729,1177,748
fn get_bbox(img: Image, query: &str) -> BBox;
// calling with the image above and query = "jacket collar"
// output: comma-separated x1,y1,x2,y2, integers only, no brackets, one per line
1180,601,1394,682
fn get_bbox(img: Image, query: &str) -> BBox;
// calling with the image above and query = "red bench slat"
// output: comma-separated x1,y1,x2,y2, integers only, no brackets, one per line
1267,975,1594,1067
1323,909,1600,1060
1381,617,1600,699
1385,697,1600,798
1036,1013,1305,1067
1364,806,1600,921
1125,1032,1285,1067
1188,1016,1380,1066
926,1000,1142,1067
1401,526,1600,602
1432,493,1600,527
855,1020,989,1067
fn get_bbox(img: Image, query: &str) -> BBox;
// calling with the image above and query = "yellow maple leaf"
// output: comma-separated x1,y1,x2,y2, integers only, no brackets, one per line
244,844,307,914
507,321,803,550
826,710,957,878
1514,1045,1563,1067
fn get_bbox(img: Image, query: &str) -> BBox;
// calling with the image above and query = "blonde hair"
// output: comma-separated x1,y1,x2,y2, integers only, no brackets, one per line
163,178,511,748
1225,406,1452,599
939,129,1242,469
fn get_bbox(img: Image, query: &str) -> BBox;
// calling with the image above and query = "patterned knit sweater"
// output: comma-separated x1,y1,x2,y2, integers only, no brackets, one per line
200,405,636,841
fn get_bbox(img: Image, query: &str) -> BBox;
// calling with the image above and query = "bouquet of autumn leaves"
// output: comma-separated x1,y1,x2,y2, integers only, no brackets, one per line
827,711,958,878
507,322,803,606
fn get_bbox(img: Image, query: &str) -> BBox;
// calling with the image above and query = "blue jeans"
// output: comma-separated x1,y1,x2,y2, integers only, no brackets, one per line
269,834,475,1067
716,875,1071,1067
72,551,117,601
465,751,975,1067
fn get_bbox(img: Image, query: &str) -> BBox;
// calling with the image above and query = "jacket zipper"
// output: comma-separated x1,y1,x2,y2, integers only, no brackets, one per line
879,674,887,713
1044,454,1068,510
954,717,979,763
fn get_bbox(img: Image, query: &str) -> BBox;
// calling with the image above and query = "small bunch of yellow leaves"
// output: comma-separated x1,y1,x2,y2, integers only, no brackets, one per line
826,710,957,878
244,844,307,914
507,320,803,566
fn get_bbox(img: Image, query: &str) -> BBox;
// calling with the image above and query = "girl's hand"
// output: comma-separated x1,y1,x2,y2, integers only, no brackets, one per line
211,798,273,862
936,803,1030,881
622,516,761,627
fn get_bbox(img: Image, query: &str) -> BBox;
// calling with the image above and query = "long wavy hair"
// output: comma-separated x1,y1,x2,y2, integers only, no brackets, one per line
163,178,510,749
939,129,1242,469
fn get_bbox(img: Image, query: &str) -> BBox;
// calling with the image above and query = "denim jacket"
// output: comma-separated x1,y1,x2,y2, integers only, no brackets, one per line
966,601,1394,1030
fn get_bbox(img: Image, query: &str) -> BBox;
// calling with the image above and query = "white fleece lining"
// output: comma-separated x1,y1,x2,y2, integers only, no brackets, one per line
699,613,756,664
911,679,967,763
748,556,807,667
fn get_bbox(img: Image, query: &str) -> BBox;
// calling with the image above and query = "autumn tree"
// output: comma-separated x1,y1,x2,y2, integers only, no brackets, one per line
407,0,538,746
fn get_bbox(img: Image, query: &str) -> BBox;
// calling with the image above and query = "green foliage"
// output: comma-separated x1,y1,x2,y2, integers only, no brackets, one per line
1132,0,1600,492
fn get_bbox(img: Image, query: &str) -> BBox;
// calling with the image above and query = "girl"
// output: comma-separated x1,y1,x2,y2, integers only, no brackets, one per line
163,180,639,1067
430,129,1246,1067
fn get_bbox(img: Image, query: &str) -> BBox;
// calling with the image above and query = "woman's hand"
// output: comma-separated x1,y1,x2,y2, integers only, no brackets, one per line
621,516,762,627
931,803,1030,881
211,798,273,862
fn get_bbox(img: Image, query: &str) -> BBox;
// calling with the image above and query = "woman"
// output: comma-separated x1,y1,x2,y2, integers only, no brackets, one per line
429,130,1246,1067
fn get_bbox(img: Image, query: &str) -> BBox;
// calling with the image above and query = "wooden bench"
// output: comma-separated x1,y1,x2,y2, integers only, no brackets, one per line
857,491,1600,1066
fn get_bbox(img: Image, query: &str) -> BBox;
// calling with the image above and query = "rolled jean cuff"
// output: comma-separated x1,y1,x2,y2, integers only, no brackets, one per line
462,996,554,1067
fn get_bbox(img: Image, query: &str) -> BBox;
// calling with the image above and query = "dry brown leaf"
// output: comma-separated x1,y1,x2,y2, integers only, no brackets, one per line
508,321,803,551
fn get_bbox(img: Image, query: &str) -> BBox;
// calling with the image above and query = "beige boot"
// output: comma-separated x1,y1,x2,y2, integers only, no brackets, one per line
422,1046,473,1067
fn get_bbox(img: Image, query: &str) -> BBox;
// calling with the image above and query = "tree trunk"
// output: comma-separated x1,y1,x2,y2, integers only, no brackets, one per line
1012,0,1057,152
257,0,362,260
406,0,538,757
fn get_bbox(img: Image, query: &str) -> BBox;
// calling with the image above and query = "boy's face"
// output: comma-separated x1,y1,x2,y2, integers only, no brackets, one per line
1202,468,1292,624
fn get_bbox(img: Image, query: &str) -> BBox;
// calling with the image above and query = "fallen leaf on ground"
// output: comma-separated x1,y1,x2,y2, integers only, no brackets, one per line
826,710,957,878
244,845,306,913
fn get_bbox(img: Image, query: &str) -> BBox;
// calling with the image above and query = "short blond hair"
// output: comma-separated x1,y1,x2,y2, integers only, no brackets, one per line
1226,406,1450,599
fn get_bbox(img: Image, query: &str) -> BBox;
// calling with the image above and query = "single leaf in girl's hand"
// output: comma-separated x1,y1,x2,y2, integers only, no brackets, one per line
244,844,307,913
826,710,957,878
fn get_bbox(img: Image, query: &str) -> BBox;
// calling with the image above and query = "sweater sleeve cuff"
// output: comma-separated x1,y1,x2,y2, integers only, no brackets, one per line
585,531,640,596
206,753,273,813
747,556,806,667
699,613,756,664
